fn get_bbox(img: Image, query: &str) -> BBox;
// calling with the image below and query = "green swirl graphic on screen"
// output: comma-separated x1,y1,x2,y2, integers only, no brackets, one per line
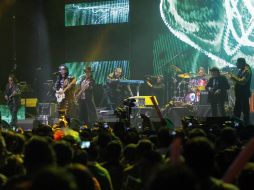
160,0,254,68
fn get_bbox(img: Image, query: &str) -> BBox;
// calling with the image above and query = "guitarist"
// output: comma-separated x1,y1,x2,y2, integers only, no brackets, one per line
75,66,98,127
229,58,252,124
206,67,230,117
54,65,76,118
4,74,20,127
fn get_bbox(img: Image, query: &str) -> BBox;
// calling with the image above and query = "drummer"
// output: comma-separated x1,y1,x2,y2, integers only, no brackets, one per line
197,67,206,77
193,67,208,102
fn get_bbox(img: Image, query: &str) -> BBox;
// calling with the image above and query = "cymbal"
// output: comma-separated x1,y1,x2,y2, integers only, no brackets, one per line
178,73,191,78
171,65,182,73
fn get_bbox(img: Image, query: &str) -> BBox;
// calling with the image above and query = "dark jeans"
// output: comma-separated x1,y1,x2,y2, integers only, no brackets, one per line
234,96,250,124
210,100,226,117
79,98,98,127
8,103,19,127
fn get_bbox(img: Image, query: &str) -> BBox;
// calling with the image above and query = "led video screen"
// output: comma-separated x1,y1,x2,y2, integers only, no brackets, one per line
154,0,254,75
65,60,130,85
65,0,129,26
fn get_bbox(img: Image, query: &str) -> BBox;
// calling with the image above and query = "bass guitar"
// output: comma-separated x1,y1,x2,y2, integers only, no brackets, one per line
55,79,76,103
74,79,91,102
6,94,13,104
5,89,19,104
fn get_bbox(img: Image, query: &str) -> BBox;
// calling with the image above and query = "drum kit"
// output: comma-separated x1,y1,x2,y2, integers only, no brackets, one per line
172,71,209,105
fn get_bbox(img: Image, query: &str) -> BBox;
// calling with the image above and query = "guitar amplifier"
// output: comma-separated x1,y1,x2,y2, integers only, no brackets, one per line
37,103,57,117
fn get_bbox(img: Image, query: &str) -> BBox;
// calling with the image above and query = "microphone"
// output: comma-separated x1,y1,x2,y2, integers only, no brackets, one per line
52,71,60,75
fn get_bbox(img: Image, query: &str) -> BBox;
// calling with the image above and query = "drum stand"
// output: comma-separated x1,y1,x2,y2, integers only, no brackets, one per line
172,79,188,102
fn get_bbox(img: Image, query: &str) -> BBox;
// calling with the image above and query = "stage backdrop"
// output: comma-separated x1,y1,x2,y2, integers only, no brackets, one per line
154,0,254,78
64,0,130,81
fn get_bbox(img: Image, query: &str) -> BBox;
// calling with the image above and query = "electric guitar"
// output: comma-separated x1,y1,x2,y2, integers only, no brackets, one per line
55,78,76,103
74,79,91,102
5,89,19,104
6,94,14,104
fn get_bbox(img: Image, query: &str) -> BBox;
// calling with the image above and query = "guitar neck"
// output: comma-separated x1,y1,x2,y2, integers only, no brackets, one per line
63,79,76,93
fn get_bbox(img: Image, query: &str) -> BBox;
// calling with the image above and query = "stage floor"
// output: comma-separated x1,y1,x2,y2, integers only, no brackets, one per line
2,105,254,130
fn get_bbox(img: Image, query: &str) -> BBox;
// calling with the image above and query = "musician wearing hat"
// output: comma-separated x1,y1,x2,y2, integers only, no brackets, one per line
75,66,98,127
229,58,252,124
206,67,230,117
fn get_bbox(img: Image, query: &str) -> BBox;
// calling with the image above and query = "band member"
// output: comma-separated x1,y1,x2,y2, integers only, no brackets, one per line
105,67,132,109
54,65,76,118
197,67,206,77
229,58,252,124
4,74,20,127
206,67,230,117
75,66,98,127
146,75,165,105
194,67,208,102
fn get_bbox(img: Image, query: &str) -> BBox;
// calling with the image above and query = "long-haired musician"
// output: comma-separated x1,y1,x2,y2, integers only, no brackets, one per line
75,66,98,127
4,74,20,127
54,65,76,118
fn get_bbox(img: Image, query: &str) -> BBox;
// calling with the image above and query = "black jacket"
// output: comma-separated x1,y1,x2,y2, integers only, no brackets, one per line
206,75,230,102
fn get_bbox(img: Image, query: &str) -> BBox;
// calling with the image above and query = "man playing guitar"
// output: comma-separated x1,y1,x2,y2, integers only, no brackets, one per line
54,65,76,118
4,74,20,127
75,66,98,127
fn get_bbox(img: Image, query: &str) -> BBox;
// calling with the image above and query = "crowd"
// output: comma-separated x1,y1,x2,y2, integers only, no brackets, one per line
0,115,254,190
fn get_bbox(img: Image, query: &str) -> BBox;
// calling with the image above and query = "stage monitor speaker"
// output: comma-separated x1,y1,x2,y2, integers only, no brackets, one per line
16,119,35,131
37,103,57,118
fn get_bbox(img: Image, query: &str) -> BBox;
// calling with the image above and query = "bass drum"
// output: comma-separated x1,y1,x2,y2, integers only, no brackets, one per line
184,92,196,104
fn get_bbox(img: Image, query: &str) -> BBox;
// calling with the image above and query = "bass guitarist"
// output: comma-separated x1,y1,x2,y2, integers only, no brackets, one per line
54,65,76,118
75,66,98,127
4,74,20,127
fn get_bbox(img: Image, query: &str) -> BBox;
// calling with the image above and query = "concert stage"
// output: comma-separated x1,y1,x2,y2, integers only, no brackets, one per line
1,105,252,132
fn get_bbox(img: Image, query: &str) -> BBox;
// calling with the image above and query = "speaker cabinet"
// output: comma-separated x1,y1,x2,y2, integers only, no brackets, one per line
16,119,34,131
37,103,57,117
